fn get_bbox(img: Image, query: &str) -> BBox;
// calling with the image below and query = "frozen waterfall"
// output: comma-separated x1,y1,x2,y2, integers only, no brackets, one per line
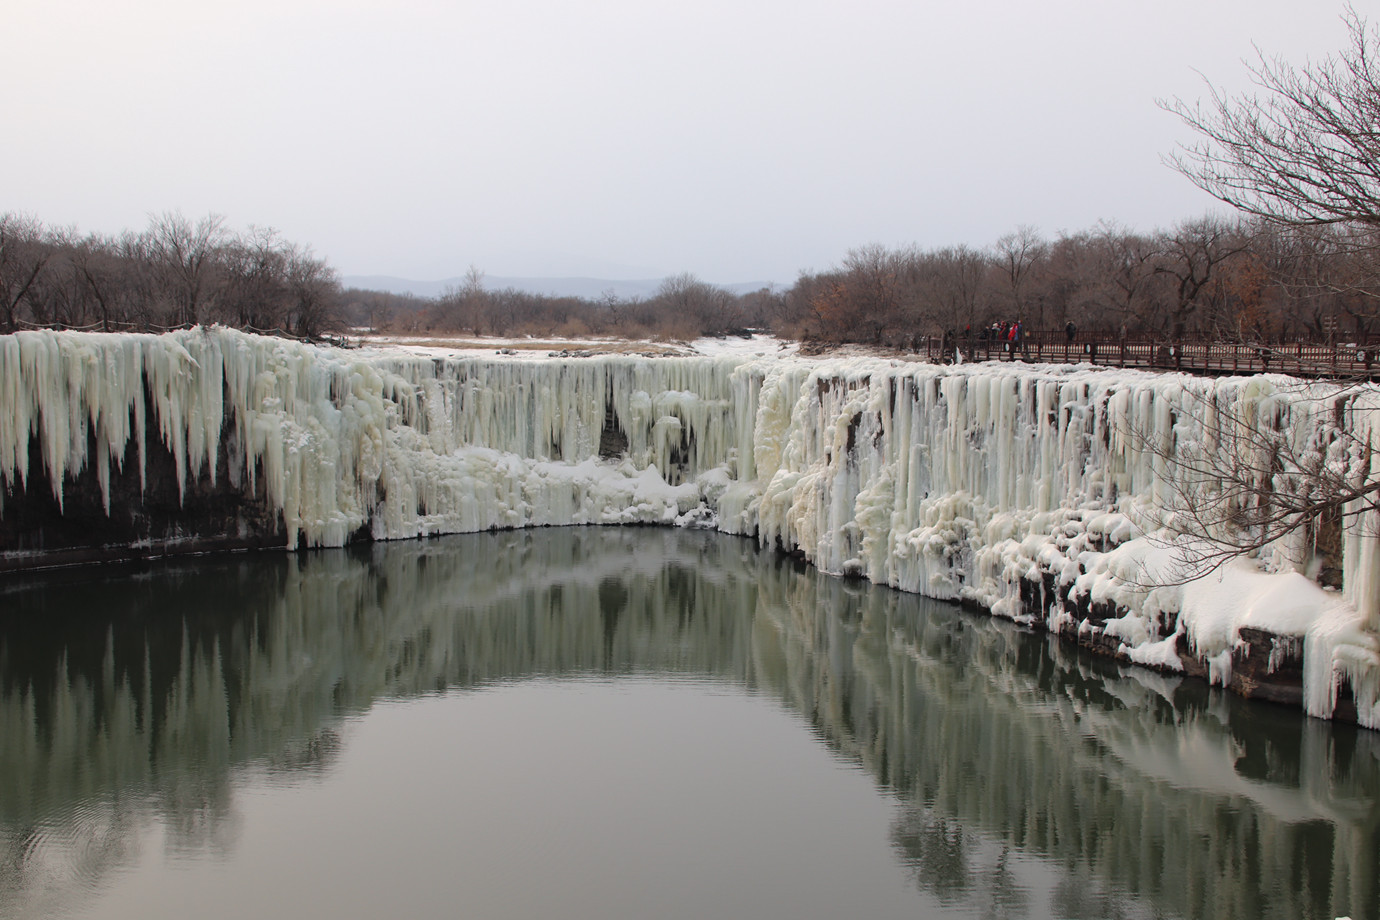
1,326,1377,726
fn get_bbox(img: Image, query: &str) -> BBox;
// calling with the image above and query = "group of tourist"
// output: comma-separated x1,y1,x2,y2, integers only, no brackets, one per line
973,320,1029,344
937,321,1085,363
966,320,1080,345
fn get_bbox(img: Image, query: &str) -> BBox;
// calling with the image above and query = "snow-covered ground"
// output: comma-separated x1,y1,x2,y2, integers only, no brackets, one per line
350,331,799,360
1,327,1376,725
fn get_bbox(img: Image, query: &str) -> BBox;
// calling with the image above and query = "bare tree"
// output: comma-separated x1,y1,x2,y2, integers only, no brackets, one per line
993,226,1048,324
835,245,906,343
1154,217,1252,339
919,245,989,337
652,272,738,338
737,285,784,330
1143,382,1379,593
284,245,340,338
143,212,227,327
220,226,291,330
1163,7,1380,343
0,213,52,331
432,265,489,335
340,287,409,332
1163,8,1380,233
70,234,136,331
26,226,96,328
1086,222,1162,334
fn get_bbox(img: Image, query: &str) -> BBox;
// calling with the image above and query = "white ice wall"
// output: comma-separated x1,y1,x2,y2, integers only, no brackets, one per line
0,328,756,545
739,357,1380,726
2,327,1377,725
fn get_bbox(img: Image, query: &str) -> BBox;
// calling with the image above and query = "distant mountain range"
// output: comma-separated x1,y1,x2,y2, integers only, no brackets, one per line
342,275,778,301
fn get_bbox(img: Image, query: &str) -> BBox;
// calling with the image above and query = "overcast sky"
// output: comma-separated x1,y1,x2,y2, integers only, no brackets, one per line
4,0,1360,284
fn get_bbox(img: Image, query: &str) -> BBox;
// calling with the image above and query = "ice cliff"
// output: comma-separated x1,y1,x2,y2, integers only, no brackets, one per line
2,326,1378,725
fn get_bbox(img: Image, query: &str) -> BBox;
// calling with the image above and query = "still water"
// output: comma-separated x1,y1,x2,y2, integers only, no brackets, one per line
0,528,1375,920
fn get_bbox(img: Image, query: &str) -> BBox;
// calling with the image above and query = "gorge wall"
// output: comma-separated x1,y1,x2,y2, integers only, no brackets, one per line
1,327,1378,726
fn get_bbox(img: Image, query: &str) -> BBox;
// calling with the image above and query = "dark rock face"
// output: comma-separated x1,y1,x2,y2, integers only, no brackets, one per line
1232,627,1305,707
598,398,629,459
1018,570,1352,722
1,401,288,571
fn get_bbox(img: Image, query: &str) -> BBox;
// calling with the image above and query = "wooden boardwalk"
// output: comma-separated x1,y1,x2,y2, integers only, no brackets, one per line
926,333,1380,381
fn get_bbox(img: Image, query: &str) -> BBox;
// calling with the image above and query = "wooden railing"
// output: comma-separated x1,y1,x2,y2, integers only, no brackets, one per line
925,332,1380,380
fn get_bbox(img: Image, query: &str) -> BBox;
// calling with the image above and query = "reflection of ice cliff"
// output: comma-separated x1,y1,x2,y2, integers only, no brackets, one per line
0,530,1375,920
753,568,1379,919
2,328,1377,723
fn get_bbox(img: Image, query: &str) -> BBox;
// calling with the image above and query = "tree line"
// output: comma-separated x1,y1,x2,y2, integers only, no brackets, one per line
2,211,1375,348
402,215,1377,347
781,217,1378,347
0,212,339,338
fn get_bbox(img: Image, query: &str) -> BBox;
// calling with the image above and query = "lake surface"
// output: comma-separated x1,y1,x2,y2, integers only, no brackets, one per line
0,527,1375,920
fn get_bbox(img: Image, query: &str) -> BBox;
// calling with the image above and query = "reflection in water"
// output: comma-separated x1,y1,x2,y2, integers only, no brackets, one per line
0,528,1376,920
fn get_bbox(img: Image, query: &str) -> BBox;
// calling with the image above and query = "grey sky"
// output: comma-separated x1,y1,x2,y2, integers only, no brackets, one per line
5,0,1358,284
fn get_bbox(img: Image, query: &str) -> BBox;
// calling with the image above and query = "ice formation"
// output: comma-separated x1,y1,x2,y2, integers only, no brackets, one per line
1,326,1378,726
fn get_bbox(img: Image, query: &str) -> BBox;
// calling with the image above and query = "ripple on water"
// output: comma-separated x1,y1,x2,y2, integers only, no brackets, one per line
1,796,147,919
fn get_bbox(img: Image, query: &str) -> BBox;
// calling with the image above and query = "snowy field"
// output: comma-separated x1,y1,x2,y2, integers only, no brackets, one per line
351,331,800,360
